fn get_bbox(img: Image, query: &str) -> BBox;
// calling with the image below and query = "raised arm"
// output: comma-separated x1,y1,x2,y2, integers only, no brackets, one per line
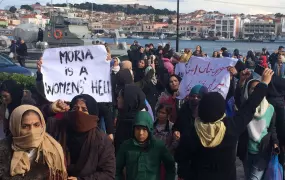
229,69,274,136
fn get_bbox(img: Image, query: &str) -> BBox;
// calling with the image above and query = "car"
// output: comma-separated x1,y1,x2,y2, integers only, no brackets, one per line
0,53,34,76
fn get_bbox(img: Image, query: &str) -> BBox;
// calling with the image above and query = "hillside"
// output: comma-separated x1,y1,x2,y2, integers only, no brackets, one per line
49,2,176,15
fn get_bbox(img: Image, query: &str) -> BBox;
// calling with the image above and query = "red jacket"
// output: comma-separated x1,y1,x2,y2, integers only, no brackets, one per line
260,55,268,68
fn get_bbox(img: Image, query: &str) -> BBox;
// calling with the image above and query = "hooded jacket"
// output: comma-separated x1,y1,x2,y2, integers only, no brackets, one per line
175,82,268,180
116,111,175,180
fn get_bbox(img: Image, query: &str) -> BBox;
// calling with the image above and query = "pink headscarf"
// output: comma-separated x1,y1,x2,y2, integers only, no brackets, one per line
162,58,174,75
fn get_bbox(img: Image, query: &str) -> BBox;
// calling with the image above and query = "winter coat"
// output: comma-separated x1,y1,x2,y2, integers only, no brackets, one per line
0,137,50,180
175,82,268,180
116,111,176,180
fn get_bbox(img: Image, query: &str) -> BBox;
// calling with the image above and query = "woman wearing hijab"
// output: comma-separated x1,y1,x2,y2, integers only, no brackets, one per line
237,79,278,180
0,80,25,137
114,84,146,152
111,57,120,74
0,105,66,179
156,74,182,123
175,69,273,180
47,94,115,180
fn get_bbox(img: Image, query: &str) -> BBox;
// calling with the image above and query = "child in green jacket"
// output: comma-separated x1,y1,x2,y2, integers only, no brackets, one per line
116,111,176,180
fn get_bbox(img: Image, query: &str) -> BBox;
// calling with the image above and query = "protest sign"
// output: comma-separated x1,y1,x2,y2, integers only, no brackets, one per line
175,62,186,79
42,45,112,102
177,56,237,99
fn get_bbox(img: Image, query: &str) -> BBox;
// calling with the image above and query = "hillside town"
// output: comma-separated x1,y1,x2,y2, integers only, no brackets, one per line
0,2,284,42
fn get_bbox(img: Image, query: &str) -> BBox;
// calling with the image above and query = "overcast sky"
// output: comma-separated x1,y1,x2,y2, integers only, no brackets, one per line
2,0,285,14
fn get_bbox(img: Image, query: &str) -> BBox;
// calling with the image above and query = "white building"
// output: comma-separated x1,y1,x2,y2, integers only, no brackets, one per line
20,14,50,28
215,17,240,38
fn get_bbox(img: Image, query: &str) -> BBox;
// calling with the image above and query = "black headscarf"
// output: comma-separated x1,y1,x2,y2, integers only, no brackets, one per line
115,84,146,152
165,74,182,95
0,80,23,116
70,94,99,116
67,94,99,165
120,84,146,114
115,69,134,97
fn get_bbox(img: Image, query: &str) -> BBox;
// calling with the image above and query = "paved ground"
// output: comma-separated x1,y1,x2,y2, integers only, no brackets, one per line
236,158,245,180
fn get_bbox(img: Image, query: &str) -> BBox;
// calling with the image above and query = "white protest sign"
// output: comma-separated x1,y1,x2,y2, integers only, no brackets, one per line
175,62,186,79
42,45,112,102
177,56,237,99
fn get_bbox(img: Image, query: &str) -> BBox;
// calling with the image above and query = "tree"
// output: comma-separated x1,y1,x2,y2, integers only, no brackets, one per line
46,3,51,6
216,31,221,36
154,14,160,22
275,13,284,18
35,2,41,5
167,17,173,24
9,6,17,13
20,5,34,11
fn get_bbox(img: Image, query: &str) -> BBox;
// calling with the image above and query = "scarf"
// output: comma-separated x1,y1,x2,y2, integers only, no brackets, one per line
9,105,67,179
112,66,120,74
194,114,226,148
68,111,99,133
244,80,271,142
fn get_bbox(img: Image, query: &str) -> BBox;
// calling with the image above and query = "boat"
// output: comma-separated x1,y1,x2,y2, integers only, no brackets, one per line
0,8,128,60
180,36,192,41
130,35,144,39
148,36,160,40
215,37,235,42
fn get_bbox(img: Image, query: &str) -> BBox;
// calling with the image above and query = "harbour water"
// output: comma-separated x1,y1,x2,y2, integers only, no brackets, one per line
100,38,284,55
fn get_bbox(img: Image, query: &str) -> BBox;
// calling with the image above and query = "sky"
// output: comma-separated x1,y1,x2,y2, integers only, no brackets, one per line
2,0,285,14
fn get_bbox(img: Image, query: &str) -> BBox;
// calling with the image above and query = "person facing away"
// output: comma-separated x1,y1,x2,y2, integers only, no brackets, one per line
0,105,67,180
114,84,146,153
175,68,274,180
116,111,176,180
16,39,28,67
46,94,115,180
237,79,279,180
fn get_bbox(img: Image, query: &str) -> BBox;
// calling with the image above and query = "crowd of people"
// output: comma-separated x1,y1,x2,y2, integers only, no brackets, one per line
0,40,285,180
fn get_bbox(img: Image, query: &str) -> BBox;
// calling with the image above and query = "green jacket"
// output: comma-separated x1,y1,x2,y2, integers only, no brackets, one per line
116,111,175,180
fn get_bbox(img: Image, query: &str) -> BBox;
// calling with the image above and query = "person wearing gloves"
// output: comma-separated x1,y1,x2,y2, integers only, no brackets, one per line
116,111,176,180
175,68,274,180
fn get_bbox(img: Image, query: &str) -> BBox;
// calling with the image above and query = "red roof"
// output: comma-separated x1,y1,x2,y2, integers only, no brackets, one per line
21,14,36,19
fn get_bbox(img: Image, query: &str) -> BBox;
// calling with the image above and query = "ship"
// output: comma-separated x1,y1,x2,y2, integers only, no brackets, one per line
0,8,128,60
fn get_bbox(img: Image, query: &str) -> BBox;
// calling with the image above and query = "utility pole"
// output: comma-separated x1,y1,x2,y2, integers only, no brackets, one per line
176,0,179,52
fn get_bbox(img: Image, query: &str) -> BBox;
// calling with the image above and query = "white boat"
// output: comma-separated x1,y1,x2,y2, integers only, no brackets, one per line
215,37,235,42
130,35,144,39
180,36,192,41
148,36,160,40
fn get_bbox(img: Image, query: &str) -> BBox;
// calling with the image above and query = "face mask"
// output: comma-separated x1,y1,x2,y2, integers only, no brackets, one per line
68,111,98,132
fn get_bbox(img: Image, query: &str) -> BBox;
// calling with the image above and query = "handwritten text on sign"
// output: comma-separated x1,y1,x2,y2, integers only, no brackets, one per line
42,45,112,102
177,56,237,99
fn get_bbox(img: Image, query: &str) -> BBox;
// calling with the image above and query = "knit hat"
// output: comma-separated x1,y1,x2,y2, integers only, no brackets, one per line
190,85,208,97
198,92,225,123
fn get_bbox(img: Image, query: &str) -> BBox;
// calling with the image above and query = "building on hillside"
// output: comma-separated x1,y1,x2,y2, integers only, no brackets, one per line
243,21,275,39
142,22,168,32
102,21,122,30
20,14,50,28
215,16,240,38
